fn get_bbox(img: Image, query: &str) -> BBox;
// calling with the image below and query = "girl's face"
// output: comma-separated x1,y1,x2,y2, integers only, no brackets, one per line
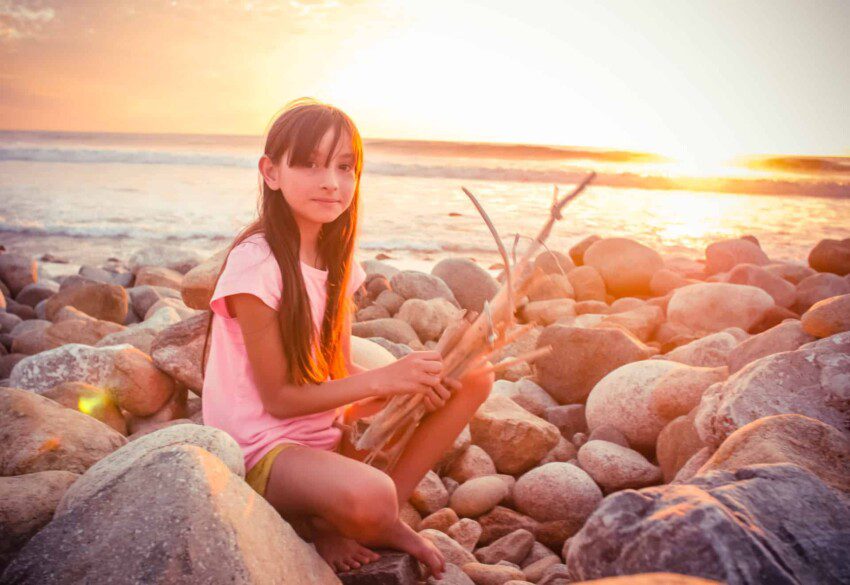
261,127,358,232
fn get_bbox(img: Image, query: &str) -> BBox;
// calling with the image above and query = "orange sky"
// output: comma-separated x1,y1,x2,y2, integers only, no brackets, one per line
2,0,849,160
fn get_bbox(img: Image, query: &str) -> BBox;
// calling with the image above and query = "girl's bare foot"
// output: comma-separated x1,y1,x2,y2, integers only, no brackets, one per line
312,526,381,573
366,518,445,579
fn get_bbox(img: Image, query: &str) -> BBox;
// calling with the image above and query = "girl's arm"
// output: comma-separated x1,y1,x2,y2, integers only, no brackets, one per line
227,293,448,419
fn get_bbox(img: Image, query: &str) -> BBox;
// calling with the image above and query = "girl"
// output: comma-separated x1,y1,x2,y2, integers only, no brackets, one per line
201,98,494,578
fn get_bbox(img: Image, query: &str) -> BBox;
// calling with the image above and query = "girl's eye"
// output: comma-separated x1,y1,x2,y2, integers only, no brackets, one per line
339,164,352,172
308,161,319,168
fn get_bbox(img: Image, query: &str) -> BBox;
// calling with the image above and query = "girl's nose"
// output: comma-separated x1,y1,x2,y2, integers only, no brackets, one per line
319,168,338,191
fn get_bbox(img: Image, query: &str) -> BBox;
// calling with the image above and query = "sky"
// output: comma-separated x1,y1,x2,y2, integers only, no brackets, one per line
1,0,849,160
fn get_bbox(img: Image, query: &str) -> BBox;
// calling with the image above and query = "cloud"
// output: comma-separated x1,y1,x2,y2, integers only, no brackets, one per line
0,0,55,41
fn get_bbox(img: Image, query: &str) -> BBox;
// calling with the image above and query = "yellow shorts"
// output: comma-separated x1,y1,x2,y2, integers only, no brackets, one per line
245,443,301,497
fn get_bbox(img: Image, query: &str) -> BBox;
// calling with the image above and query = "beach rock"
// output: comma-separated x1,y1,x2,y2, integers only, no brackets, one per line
801,293,850,338
134,265,183,290
420,508,460,533
470,395,560,474
0,470,79,571
9,343,176,416
0,254,37,297
399,501,422,531
567,464,850,584
656,411,704,483
609,297,644,313
513,462,601,536
523,557,561,583
521,298,576,325
569,235,601,266
374,290,405,316
726,263,796,308
539,436,578,465
585,360,682,452
41,381,127,434
125,384,188,435
574,300,610,315
697,414,850,493
350,335,397,370
397,297,463,343
534,250,575,275
598,304,664,342
545,404,587,438
566,265,607,302
337,550,420,584
671,447,712,484
356,304,390,322
180,250,226,310
446,518,482,551
411,470,450,515
0,386,126,475
97,306,182,354
587,425,630,447
150,312,208,392
449,475,509,518
8,319,52,355
56,424,244,517
490,378,558,418
726,319,815,373
649,268,691,296
577,440,662,491
353,317,421,346
78,264,134,287
143,296,196,321
667,283,774,333
128,244,204,274
45,279,128,324
477,506,539,547
0,353,26,379
694,332,850,447
474,528,535,565
808,238,850,275
15,280,59,308
446,445,497,483
527,272,574,302
419,529,476,567
704,238,769,276
563,575,718,585
461,562,525,584
793,272,850,313
48,316,126,349
4,299,35,320
661,329,744,367
764,262,816,285
583,238,664,297
390,270,458,305
431,257,498,314
534,325,653,404
128,284,182,319
0,311,22,334
363,259,400,280
648,364,728,420
521,541,558,568
5,444,335,585
426,563,474,584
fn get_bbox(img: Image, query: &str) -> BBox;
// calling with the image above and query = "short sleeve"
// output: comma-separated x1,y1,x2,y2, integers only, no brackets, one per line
209,237,282,317
348,258,367,296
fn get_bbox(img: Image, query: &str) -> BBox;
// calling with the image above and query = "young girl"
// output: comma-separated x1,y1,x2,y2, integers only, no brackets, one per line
201,98,494,578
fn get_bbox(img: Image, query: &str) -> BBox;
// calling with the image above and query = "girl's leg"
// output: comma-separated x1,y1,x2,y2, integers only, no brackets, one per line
263,444,444,576
387,366,494,504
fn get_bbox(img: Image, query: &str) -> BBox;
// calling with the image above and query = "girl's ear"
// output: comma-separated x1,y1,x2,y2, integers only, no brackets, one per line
259,155,280,190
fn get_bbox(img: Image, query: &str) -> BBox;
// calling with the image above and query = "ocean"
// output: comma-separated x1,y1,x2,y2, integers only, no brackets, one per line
1,130,849,272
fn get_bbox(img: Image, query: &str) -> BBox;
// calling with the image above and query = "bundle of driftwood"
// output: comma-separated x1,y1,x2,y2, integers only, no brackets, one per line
349,173,596,471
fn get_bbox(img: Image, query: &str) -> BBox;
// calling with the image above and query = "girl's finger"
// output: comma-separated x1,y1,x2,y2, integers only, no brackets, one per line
445,377,462,391
435,383,451,401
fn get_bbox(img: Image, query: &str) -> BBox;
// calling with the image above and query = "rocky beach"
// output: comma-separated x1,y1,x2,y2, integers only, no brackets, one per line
1,232,848,585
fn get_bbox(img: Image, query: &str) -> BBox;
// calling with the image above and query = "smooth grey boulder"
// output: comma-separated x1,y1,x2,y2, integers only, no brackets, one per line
2,445,339,585
56,424,244,516
695,331,850,447
431,257,498,314
567,464,850,584
390,270,459,306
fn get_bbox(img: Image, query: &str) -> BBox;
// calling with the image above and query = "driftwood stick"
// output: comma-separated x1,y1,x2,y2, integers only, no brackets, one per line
482,346,553,374
462,186,514,329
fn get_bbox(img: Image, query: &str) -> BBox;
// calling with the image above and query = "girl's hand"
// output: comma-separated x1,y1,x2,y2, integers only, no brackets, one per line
374,351,455,411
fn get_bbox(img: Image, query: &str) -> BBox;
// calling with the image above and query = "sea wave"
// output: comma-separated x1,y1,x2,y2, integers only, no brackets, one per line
2,145,848,198
0,219,234,241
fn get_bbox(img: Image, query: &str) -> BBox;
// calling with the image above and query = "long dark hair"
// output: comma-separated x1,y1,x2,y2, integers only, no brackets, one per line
202,98,364,386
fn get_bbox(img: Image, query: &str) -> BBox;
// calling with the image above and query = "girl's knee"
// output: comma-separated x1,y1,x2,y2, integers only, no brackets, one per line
459,368,494,406
341,473,398,534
